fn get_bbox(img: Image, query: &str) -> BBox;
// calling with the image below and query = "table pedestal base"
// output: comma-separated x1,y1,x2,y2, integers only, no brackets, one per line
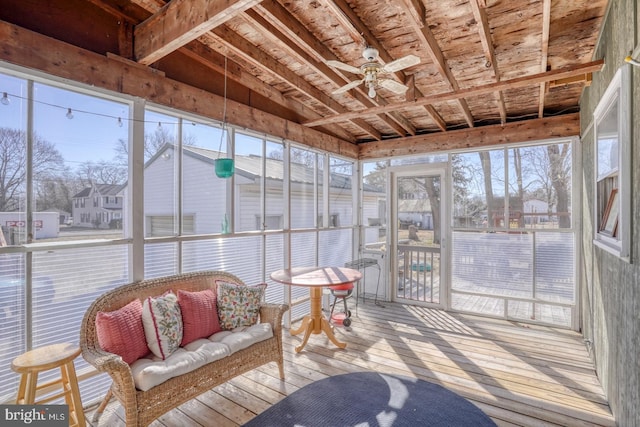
290,287,346,353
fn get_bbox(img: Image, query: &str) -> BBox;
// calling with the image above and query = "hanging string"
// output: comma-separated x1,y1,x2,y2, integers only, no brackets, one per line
217,56,228,158
0,90,206,128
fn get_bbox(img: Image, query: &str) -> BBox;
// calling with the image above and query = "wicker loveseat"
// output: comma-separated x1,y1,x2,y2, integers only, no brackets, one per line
80,271,289,427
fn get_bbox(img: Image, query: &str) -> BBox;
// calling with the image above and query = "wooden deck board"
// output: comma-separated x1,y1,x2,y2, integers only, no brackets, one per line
86,301,614,427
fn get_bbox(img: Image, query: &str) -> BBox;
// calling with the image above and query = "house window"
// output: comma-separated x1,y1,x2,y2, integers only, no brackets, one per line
256,215,283,230
593,66,631,259
317,213,340,227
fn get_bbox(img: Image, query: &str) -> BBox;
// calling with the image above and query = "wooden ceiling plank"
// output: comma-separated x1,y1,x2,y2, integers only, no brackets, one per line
130,0,380,140
469,0,506,124
178,41,356,143
314,0,421,135
425,105,447,132
398,0,475,127
359,113,580,159
304,59,604,127
242,8,407,137
210,25,382,140
180,40,295,114
538,0,552,118
134,0,263,65
253,1,412,137
127,0,354,140
321,0,366,46
0,20,357,159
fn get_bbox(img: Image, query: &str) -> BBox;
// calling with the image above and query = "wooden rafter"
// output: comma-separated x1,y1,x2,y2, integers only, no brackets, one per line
304,60,604,128
538,0,552,117
244,5,408,137
316,0,418,135
212,25,382,140
134,0,263,65
359,113,580,159
130,0,382,140
0,20,357,158
126,0,353,141
469,0,507,124
322,0,445,132
397,0,476,128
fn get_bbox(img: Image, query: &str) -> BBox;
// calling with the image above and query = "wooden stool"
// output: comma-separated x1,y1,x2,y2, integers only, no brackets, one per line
11,343,86,427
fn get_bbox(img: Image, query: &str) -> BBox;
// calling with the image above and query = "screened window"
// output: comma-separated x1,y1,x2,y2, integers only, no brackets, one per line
362,161,388,248
451,140,576,327
235,131,264,232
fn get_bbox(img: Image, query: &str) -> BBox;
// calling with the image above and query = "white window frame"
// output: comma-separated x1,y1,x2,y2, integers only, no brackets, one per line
593,65,631,260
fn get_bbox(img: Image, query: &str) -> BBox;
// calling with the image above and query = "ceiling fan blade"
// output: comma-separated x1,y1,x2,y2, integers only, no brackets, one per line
378,78,409,94
326,60,362,75
332,79,364,94
382,54,421,73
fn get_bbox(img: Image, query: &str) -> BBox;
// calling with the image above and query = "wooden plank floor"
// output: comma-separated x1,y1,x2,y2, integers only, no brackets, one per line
87,301,614,427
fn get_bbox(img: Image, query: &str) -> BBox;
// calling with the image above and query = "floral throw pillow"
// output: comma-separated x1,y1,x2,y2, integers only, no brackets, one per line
142,292,183,360
216,282,266,330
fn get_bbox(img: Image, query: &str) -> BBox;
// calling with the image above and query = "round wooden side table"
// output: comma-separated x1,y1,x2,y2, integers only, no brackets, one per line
11,343,86,427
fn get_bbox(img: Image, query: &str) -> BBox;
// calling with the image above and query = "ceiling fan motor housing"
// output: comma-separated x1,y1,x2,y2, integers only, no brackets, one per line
362,46,379,61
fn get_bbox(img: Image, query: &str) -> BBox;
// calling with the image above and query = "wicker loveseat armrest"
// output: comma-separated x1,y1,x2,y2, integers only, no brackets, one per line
83,347,132,375
259,303,289,328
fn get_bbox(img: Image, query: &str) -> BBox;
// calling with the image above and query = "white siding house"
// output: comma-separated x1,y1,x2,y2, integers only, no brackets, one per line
142,144,382,235
71,183,125,229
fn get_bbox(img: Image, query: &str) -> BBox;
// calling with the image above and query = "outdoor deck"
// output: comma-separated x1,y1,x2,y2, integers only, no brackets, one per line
87,300,614,427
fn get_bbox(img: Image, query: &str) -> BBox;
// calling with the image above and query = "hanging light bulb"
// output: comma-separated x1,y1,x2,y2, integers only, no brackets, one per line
117,117,123,127
1,92,9,106
66,108,74,119
368,84,376,98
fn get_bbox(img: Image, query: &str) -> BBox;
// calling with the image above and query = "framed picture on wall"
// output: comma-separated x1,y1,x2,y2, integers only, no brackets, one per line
599,188,619,237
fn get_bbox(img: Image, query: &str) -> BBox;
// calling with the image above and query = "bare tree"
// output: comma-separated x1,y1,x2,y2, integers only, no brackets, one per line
547,143,572,228
0,127,66,212
75,160,126,186
115,126,198,165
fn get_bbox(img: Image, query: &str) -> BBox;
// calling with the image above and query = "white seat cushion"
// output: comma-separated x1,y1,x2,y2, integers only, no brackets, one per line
131,342,229,391
209,323,273,354
130,323,273,391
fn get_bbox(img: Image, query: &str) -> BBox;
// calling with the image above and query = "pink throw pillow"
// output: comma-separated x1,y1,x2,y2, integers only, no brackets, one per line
96,299,149,364
177,288,221,346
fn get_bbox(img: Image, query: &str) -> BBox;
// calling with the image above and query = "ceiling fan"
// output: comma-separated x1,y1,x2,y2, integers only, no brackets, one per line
327,46,420,98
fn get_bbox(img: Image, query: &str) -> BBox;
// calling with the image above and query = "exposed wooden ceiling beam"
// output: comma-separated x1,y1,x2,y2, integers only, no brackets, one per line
211,25,382,140
538,0,552,117
244,6,408,138
323,0,444,132
0,19,357,159
469,0,507,124
397,0,476,128
134,0,263,65
308,0,416,136
130,0,381,140
127,0,353,141
305,60,604,127
359,113,580,159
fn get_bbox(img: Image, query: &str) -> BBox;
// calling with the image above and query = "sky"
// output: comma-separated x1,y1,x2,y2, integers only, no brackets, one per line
0,71,242,174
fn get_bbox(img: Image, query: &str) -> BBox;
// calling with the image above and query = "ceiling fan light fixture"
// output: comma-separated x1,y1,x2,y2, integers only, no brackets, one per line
368,84,376,98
